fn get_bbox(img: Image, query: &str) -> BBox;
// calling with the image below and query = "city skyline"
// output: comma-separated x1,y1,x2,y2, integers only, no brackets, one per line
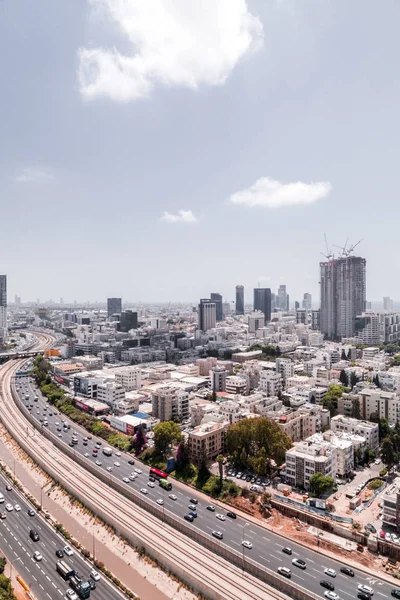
1,1,400,301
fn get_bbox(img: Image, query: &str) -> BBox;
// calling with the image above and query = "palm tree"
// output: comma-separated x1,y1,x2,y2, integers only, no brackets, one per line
216,454,224,491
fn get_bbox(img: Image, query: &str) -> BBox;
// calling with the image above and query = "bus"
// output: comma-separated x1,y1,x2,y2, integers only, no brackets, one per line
149,467,168,480
159,478,172,491
56,560,75,580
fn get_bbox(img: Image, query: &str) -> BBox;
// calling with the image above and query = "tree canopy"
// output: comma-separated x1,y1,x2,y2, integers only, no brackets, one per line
309,473,334,497
153,421,183,456
381,437,397,470
322,384,343,417
226,417,292,474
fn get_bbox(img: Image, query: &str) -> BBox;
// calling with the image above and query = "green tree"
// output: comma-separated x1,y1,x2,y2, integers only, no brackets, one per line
309,473,334,497
210,390,217,402
350,371,358,389
381,437,397,470
153,421,183,457
339,370,349,387
322,384,343,417
175,439,190,470
351,398,361,420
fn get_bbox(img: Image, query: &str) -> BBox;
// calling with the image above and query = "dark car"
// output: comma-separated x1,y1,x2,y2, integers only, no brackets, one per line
69,442,74,447
29,529,40,542
358,594,371,600
189,498,198,505
149,476,155,482
189,511,197,518
27,509,35,517
83,441,88,446
246,475,252,482
6,485,12,492
206,505,215,512
89,580,96,590
184,514,194,522
340,566,354,577
128,459,135,465
226,511,236,519
55,549,64,558
391,590,400,599
282,547,292,555
320,581,335,591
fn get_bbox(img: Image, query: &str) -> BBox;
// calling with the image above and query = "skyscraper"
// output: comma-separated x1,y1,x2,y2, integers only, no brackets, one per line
383,297,394,311
107,297,122,317
302,293,312,310
235,285,244,315
253,288,271,322
320,256,366,340
0,275,7,340
277,285,288,311
118,310,138,332
198,299,216,332
210,293,223,321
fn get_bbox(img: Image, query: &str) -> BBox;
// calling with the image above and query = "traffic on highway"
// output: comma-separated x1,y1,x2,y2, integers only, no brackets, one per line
0,469,123,600
12,367,400,600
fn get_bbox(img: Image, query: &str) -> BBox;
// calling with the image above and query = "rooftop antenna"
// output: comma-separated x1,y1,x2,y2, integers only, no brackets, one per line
320,233,334,261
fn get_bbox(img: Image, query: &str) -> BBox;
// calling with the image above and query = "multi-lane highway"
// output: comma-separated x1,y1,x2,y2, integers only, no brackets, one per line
0,465,123,600
13,367,400,600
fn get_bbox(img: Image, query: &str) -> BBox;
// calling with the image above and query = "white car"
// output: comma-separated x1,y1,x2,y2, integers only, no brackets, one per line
90,569,100,581
216,514,226,521
115,452,121,457
63,545,73,556
147,481,155,488
385,532,392,542
134,468,142,474
169,494,177,501
324,568,336,578
140,488,148,495
14,504,21,511
358,584,374,596
324,593,339,600
106,467,112,472
66,590,78,600
242,540,253,549
122,477,130,484
129,474,136,481
156,499,163,505
114,462,121,467
33,551,42,561
84,453,90,457
5,504,13,512
95,460,102,466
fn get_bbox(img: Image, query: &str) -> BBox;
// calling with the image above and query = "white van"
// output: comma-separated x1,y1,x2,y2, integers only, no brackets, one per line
102,447,113,457
0,494,4,503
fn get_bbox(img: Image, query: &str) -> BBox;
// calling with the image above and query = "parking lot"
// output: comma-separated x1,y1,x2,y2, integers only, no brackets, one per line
209,463,270,492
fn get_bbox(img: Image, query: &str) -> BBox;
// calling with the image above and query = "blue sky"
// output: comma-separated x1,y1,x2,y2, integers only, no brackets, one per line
1,0,399,305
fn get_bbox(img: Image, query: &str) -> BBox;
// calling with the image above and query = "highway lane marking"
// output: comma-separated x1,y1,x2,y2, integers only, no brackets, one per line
262,536,270,542
249,530,257,535
308,574,316,579
259,555,271,563
271,554,282,561
376,594,386,598
338,589,352,597
292,574,304,581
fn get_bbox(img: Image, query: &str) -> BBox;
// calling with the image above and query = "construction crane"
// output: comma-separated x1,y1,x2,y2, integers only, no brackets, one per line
333,238,363,258
320,233,334,261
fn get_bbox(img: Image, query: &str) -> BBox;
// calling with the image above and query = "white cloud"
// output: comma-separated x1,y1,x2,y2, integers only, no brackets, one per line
13,166,55,184
229,177,332,209
160,209,198,224
78,0,263,102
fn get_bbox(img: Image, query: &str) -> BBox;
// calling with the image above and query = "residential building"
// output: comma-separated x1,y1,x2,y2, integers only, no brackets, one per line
276,358,294,383
285,439,337,490
210,366,227,392
235,285,244,315
151,386,189,422
278,285,289,311
296,310,308,325
358,388,400,426
231,350,263,363
151,318,168,330
188,421,227,464
311,309,320,331
198,299,216,332
118,310,138,332
0,274,6,341
254,287,271,322
320,255,366,340
259,370,282,397
302,293,312,310
225,376,247,395
248,311,265,334
222,302,231,317
318,431,354,477
274,407,322,442
382,479,400,531
211,293,223,322
96,381,125,407
330,414,379,451
114,391,145,416
114,366,142,391
196,357,218,376
107,297,122,317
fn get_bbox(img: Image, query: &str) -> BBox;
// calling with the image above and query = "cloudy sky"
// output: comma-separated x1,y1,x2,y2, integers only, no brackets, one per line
1,0,399,305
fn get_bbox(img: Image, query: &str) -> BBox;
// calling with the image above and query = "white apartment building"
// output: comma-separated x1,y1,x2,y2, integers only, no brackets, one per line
210,366,227,392
113,391,145,416
276,358,294,383
362,347,381,361
151,386,189,422
259,370,282,397
285,439,337,490
225,376,247,395
272,407,322,443
96,381,126,407
314,431,354,478
372,370,400,392
114,366,142,391
382,479,400,531
177,364,200,377
330,414,379,452
196,357,218,376
358,388,400,426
